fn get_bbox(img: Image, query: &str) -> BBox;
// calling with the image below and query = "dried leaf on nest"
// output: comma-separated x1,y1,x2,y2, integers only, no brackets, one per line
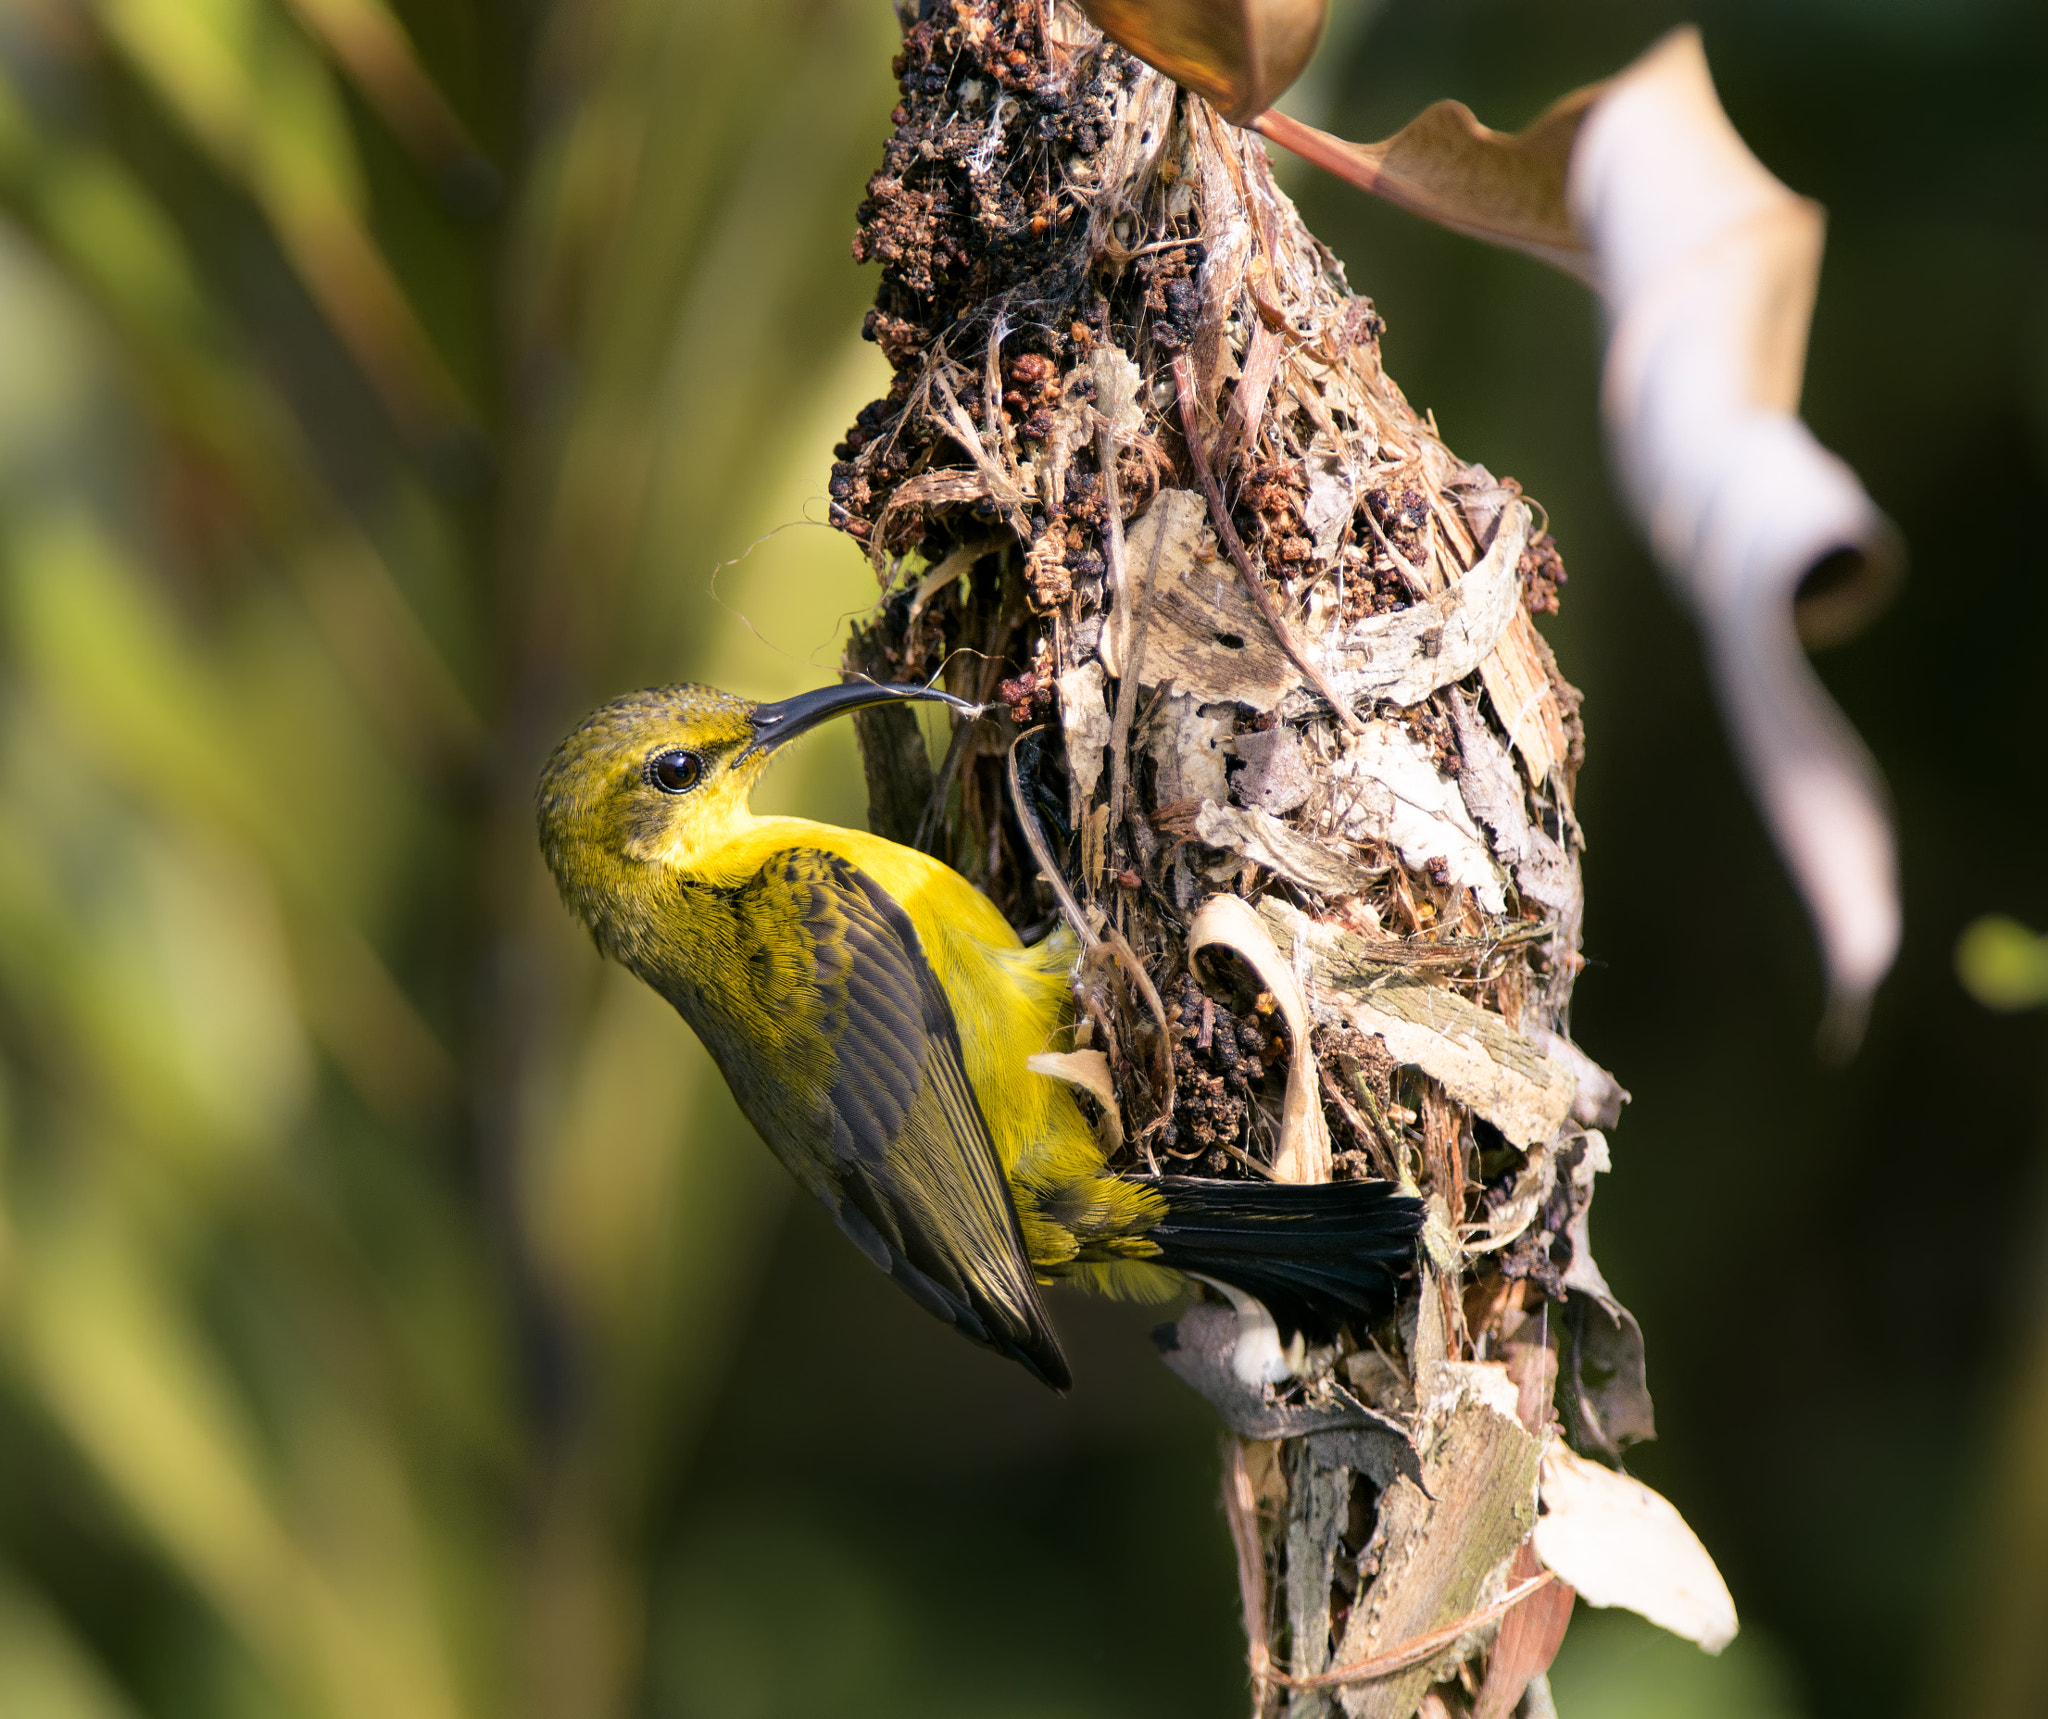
1234,724,1312,815
1525,1028,1629,1130
1155,1305,1426,1468
1026,1048,1124,1153
1535,1442,1738,1653
1254,93,1597,276
1099,489,1300,710
1464,1137,1559,1256
1477,611,1572,787
1571,28,1901,1034
1195,801,1379,897
1471,1542,1576,1719
1057,662,1113,815
1324,723,1509,916
1188,893,1330,1183
1317,500,1529,710
1263,898,1574,1148
1078,0,1324,126
1555,1132,1656,1455
1449,690,1580,923
1145,693,1234,804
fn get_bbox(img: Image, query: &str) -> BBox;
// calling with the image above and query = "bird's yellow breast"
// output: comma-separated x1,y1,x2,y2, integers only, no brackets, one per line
694,814,1094,1187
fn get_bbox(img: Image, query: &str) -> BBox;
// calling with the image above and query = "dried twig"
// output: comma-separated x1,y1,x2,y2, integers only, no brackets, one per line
1006,727,1099,949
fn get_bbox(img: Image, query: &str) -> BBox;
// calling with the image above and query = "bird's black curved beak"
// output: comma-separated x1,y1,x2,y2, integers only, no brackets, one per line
741,680,981,760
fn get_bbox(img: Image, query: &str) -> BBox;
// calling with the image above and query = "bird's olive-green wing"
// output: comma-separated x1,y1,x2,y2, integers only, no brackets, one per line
734,849,1069,1389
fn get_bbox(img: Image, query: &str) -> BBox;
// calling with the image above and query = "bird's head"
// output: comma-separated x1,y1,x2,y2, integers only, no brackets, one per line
536,680,976,941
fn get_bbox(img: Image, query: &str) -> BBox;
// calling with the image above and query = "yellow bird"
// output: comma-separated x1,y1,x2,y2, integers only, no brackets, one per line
536,680,1419,1389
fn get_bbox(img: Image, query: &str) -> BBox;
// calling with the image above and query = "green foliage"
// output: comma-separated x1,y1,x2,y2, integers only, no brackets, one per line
0,0,898,1712
1957,915,2048,1012
1549,1608,1806,1719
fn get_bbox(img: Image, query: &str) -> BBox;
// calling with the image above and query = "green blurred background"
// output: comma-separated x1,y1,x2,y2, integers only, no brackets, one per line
0,0,2037,1715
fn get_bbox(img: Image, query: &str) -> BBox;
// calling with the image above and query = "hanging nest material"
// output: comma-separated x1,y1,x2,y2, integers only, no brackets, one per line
832,4,1662,1714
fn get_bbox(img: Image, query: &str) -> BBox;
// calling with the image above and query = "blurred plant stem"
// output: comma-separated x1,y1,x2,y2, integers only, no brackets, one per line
0,0,894,1713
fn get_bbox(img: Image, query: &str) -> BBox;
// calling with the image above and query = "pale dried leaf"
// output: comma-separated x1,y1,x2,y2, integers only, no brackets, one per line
1334,1372,1542,1718
1026,1048,1124,1153
1525,1029,1628,1130
1196,801,1378,897
1463,1136,1558,1255
1448,690,1578,923
1056,662,1113,818
1476,610,1570,786
1092,343,1144,439
1234,724,1313,815
1188,892,1331,1182
1102,490,1301,709
1158,1306,1426,1455
1319,501,1529,710
1326,723,1507,915
1534,1442,1738,1654
1569,28,1901,1032
1325,977,1571,1150
1263,899,1574,1148
1146,693,1234,804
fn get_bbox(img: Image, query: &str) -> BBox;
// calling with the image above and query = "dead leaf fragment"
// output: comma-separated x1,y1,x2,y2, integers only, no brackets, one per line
1101,490,1300,709
1473,1542,1576,1719
1057,662,1113,818
1234,723,1313,815
1321,500,1529,709
1254,91,1599,277
1263,899,1574,1148
1326,722,1508,915
1189,893,1330,1182
1026,1048,1124,1154
1155,1305,1426,1460
1525,1028,1628,1130
1555,1133,1655,1455
1332,1368,1543,1718
1195,801,1378,897
1448,691,1579,924
1570,28,1901,1033
1327,975,1572,1151
1080,0,1326,125
1146,693,1234,804
1534,1442,1738,1654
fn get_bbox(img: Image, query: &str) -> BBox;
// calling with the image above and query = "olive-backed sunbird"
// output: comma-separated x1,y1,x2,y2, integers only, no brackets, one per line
536,680,1421,1389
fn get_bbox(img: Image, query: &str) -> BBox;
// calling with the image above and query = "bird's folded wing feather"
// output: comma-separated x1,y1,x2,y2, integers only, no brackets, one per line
747,849,1069,1389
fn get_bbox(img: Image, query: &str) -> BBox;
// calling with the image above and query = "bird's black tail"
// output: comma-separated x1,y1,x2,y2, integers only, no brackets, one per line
1136,1176,1423,1343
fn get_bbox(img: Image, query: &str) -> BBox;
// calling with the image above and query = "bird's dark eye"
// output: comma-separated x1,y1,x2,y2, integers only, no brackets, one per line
646,749,704,794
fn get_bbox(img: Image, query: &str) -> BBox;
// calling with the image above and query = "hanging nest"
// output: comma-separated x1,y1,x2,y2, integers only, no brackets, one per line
833,4,1651,1714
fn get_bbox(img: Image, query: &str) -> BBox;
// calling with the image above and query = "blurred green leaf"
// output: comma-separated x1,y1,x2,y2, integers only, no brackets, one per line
1548,1607,1807,1719
1957,914,2048,1012
0,0,900,1711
